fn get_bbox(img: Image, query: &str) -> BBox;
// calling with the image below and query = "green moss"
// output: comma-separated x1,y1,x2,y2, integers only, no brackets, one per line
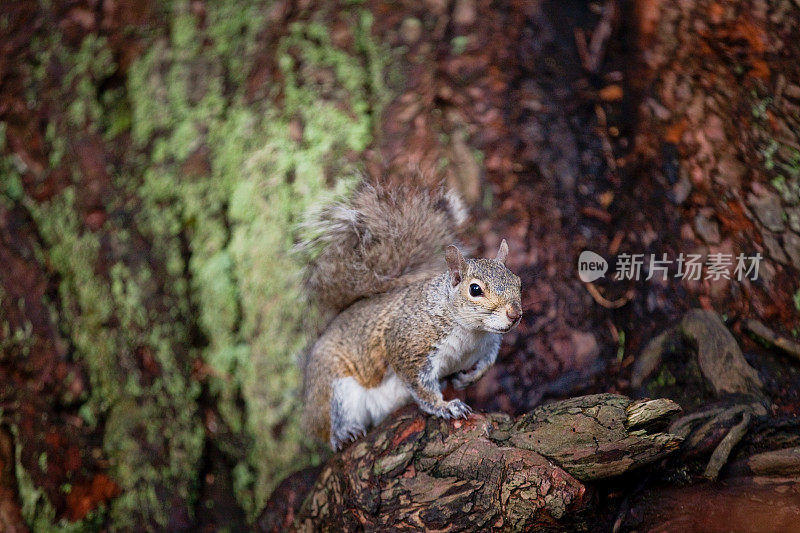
0,124,23,204
4,0,393,526
0,167,23,203
451,35,469,55
124,0,392,518
66,35,116,129
26,185,204,529
652,367,677,388
616,330,626,361
5,17,204,529
12,426,106,533
24,32,116,132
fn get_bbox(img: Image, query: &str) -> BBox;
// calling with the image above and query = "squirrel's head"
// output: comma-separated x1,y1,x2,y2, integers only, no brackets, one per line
445,240,522,333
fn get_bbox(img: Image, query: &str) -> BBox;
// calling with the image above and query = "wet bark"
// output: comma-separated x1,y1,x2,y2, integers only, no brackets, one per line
632,0,800,328
620,2,800,526
260,394,682,531
3,0,800,529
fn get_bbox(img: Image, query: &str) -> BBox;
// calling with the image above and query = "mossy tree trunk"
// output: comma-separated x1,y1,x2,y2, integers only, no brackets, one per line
1,0,392,529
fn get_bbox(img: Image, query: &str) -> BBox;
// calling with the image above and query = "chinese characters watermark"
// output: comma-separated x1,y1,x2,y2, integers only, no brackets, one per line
578,250,762,283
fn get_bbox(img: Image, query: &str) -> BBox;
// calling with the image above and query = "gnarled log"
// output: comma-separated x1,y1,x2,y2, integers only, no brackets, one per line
263,394,682,531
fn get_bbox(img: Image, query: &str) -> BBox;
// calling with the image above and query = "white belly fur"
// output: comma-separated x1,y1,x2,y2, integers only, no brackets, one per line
431,327,494,378
332,370,411,429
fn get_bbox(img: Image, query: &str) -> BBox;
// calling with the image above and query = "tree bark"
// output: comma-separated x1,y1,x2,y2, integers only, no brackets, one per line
633,0,800,328
270,394,682,531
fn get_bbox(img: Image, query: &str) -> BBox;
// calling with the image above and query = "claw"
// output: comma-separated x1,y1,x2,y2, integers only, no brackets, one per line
331,424,368,450
443,399,472,419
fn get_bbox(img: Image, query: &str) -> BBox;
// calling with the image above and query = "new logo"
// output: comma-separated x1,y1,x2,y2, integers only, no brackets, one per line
578,250,608,282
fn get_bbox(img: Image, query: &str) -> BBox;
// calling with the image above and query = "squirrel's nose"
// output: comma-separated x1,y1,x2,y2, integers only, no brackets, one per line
506,308,522,322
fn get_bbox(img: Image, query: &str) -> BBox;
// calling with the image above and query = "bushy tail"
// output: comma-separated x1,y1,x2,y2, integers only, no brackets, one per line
298,182,468,319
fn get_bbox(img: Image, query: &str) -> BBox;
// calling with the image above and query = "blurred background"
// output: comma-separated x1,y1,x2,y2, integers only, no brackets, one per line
1,0,799,530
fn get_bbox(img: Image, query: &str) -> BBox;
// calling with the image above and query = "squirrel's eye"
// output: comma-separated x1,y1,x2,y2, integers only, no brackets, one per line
469,283,483,297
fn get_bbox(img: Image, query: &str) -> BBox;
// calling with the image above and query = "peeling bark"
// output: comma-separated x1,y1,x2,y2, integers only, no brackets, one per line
272,394,682,531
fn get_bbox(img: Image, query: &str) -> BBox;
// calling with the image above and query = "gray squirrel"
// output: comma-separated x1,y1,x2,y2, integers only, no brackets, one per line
299,183,522,450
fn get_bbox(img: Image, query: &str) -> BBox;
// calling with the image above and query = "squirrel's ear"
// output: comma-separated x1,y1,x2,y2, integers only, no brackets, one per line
445,245,466,287
495,239,509,264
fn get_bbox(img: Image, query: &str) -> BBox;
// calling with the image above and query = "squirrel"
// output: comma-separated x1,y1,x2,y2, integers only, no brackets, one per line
298,183,522,450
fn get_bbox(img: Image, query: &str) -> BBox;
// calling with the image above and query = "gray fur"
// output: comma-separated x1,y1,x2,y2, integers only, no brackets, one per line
299,183,468,320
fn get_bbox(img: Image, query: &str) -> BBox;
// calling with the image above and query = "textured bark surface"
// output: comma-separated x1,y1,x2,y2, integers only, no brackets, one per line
625,307,800,527
633,309,765,398
280,394,681,531
633,0,800,327
506,395,682,480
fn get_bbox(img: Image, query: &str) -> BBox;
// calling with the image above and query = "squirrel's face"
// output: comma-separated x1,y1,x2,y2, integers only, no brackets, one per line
445,241,523,333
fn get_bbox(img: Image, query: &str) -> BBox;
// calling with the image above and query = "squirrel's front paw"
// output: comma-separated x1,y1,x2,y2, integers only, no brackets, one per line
431,399,472,420
330,424,367,451
450,371,474,390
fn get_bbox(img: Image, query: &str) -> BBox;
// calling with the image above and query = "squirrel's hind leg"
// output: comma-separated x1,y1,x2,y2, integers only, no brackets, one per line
330,377,370,450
